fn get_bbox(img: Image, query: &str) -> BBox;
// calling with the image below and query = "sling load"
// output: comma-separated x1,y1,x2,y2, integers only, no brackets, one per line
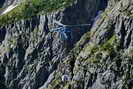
62,74,70,82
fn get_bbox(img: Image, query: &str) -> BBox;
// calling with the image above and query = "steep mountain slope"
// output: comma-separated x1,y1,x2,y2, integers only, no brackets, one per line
46,0,133,89
0,0,106,89
0,0,133,89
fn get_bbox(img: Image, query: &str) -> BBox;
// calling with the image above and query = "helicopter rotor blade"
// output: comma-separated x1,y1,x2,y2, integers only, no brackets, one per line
54,20,91,27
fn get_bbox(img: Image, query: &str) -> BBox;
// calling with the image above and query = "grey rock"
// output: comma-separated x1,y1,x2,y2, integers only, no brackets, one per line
1,0,133,89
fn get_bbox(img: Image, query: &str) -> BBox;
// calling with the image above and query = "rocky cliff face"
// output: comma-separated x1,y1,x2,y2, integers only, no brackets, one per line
0,0,133,89
47,0,133,89
0,0,20,8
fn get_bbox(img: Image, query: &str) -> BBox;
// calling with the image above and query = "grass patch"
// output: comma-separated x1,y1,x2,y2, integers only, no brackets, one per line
100,35,117,54
80,35,118,64
86,57,100,64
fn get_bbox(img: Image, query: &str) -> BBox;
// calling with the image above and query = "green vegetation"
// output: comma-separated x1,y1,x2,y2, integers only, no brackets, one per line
101,9,112,19
64,83,71,89
86,57,100,63
48,77,62,89
100,35,117,54
0,0,74,26
119,7,133,18
85,43,99,55
80,35,118,64
122,10,133,18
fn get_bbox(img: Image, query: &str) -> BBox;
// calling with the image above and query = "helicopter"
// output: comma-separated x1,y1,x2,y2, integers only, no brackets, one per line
50,20,91,41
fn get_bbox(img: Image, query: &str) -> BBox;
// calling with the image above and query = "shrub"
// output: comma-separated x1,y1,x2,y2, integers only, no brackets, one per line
100,35,117,54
